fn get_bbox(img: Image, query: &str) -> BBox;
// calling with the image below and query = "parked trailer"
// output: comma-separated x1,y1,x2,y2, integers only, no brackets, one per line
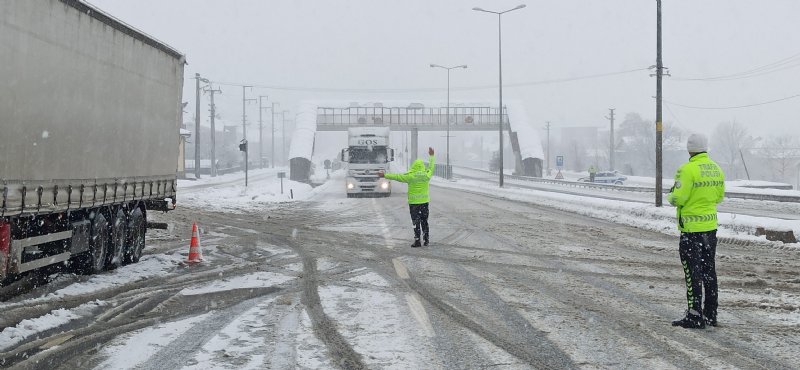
0,0,185,284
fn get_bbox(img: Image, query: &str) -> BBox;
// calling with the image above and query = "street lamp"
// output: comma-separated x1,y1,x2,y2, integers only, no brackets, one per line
430,64,467,179
473,4,526,187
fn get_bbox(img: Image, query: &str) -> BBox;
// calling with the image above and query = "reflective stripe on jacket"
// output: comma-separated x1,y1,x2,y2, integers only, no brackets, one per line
384,155,435,204
667,152,725,232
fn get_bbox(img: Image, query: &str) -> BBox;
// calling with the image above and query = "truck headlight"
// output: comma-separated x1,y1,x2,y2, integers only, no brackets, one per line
380,181,389,189
347,182,355,189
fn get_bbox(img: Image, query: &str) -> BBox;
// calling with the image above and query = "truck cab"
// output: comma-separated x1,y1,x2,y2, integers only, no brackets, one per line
341,127,395,197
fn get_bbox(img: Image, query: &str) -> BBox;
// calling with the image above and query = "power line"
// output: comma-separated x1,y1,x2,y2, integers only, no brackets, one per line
673,51,800,82
664,92,800,110
209,67,648,94
663,103,686,130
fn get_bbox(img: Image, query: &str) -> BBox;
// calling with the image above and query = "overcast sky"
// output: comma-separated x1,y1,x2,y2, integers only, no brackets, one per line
91,0,800,137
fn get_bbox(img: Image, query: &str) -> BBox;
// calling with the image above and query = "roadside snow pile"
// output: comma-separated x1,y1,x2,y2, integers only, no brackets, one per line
179,168,313,213
0,300,105,351
47,254,183,299
436,178,800,248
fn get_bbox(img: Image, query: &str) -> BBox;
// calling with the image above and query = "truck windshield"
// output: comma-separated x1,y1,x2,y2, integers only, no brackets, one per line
349,147,388,164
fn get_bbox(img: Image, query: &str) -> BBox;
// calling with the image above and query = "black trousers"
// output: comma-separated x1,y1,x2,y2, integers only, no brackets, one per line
679,230,718,319
409,203,429,241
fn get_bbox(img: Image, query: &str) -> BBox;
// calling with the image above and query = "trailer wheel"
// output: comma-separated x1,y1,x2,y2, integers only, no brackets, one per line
124,207,146,264
84,211,109,274
107,208,127,269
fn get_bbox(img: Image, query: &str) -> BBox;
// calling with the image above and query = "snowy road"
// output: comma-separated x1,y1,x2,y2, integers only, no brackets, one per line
1,172,799,369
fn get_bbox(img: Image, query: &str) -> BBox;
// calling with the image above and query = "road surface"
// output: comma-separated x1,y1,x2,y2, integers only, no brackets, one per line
1,174,798,369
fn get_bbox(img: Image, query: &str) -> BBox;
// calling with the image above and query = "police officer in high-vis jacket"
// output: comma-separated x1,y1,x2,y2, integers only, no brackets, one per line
668,133,725,329
378,147,435,248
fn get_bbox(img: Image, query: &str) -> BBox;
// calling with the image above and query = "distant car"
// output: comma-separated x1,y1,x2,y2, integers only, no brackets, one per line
579,171,627,185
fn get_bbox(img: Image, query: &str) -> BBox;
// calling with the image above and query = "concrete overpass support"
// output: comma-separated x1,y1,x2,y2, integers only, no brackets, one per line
411,128,419,162
510,131,523,175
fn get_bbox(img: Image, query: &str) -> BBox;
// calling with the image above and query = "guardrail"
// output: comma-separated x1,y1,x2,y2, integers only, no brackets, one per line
457,167,800,203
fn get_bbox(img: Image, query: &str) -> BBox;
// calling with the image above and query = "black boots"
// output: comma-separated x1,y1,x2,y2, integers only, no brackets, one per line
671,311,705,329
704,314,717,327
423,234,429,246
411,239,422,248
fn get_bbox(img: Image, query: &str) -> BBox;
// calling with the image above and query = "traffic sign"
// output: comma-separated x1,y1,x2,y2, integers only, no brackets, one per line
556,155,564,167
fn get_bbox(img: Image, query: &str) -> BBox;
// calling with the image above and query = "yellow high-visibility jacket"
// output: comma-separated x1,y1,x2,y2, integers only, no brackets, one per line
667,153,725,232
384,155,435,204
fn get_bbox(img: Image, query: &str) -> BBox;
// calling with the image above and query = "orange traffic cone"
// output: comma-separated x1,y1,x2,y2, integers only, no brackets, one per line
187,222,203,263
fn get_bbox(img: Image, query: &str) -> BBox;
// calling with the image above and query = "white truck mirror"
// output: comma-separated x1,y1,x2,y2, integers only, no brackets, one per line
341,149,350,162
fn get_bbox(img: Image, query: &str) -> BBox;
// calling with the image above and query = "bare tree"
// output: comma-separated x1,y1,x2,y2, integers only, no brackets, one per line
569,139,584,171
710,121,755,179
618,112,683,176
758,135,800,182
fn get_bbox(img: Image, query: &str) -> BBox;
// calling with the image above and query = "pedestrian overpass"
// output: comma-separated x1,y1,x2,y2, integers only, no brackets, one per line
289,104,544,182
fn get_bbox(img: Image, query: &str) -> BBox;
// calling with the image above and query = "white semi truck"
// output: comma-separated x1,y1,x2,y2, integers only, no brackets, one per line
341,127,395,198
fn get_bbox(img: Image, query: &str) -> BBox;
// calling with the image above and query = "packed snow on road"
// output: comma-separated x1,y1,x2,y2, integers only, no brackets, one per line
1,168,798,369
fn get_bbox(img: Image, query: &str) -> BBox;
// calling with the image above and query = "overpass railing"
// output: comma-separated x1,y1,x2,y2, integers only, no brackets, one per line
316,106,510,131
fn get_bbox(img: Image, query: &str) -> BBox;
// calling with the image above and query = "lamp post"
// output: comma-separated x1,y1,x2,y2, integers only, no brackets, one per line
473,4,526,187
430,64,467,179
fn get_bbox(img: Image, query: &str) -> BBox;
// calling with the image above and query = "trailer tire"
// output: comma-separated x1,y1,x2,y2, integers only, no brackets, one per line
84,211,109,274
107,208,127,269
124,207,146,264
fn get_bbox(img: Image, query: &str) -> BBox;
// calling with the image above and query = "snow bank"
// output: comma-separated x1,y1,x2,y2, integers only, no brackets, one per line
178,168,314,213
436,178,800,248
505,99,545,160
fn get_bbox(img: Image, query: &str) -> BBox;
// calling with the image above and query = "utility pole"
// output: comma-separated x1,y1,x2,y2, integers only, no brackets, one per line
544,121,551,176
258,95,269,169
605,109,615,171
241,86,255,140
241,86,256,186
194,73,202,179
271,102,279,168
204,85,222,177
652,0,668,207
281,111,289,166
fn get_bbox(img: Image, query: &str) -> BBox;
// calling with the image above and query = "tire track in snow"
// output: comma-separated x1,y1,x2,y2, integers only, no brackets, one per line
298,255,367,370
